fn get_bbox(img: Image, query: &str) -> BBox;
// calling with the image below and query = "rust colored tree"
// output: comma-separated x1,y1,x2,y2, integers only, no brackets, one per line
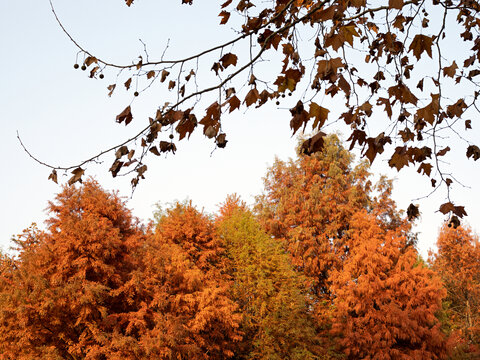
137,202,241,359
431,224,480,358
330,211,446,359
0,180,145,359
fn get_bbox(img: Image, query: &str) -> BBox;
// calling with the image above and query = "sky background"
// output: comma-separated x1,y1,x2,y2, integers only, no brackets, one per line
1,0,479,258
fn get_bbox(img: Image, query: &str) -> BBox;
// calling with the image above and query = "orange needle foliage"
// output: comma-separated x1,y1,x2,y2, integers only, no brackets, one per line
256,135,372,298
0,180,145,359
139,202,241,359
330,211,446,359
431,224,480,357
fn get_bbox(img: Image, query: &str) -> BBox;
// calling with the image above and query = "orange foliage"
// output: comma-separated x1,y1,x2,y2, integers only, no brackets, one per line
431,224,480,357
138,202,241,358
331,211,446,359
0,180,145,359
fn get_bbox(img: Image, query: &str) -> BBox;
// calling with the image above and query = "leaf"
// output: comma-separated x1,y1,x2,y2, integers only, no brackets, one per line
115,146,129,159
48,169,58,184
465,120,472,129
436,146,450,157
219,10,230,24
216,133,228,148
228,96,241,113
417,163,432,176
219,53,238,69
147,70,155,79
149,146,161,156
160,70,170,82
443,61,458,78
124,78,132,90
244,88,259,107
439,202,454,214
109,160,123,177
116,106,133,125
309,102,329,129
107,84,116,97
125,0,134,6
68,167,84,186
407,203,419,220
168,80,176,90
389,147,410,171
84,56,98,67
300,131,326,155
409,34,434,60
466,145,480,160
389,0,404,9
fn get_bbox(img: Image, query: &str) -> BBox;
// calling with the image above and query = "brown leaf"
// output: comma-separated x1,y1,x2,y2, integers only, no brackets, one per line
228,96,241,113
220,53,238,68
389,0,404,9
309,102,329,130
125,0,134,6
300,131,327,155
84,56,98,67
417,163,432,176
409,34,434,60
389,146,410,171
219,10,230,24
443,61,458,78
216,133,228,148
107,84,116,97
149,146,161,156
244,88,259,107
68,167,84,186
465,120,472,129
115,146,129,159
159,141,176,153
466,145,480,160
147,70,155,79
160,70,170,82
407,203,419,220
109,160,123,177
116,106,133,126
168,80,176,90
439,202,455,214
436,146,450,157
48,169,58,184
124,78,132,90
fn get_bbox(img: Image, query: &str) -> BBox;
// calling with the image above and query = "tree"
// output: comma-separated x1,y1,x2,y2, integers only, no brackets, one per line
255,134,372,299
217,196,320,359
430,224,480,358
0,180,146,359
26,0,480,216
330,210,446,359
138,202,241,359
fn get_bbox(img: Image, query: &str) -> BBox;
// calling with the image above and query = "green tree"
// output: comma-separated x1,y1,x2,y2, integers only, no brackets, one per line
217,196,321,359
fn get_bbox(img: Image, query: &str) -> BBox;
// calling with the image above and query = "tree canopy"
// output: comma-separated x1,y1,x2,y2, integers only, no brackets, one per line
21,0,479,218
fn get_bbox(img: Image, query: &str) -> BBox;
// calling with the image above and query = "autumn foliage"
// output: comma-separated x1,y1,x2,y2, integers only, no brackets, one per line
2,137,479,358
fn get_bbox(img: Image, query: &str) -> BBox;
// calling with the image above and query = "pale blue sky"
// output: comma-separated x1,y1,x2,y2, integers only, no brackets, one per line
1,0,479,257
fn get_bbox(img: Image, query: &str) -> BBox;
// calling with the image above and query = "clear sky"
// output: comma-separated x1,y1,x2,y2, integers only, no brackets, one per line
1,0,479,258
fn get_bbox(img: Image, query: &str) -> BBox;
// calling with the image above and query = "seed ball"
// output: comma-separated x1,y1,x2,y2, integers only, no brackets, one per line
81,65,86,71
74,64,79,69
99,74,104,79
134,91,139,97
276,101,280,105
281,94,285,98
169,134,174,139
288,92,292,96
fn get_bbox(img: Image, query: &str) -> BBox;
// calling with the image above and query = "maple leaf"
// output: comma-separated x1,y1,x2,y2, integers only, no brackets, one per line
309,102,329,129
389,146,410,171
68,167,84,185
116,106,133,126
389,0,404,9
466,145,480,160
219,53,237,68
409,34,434,60
219,10,230,24
228,96,241,113
443,61,458,78
125,0,134,6
244,88,259,107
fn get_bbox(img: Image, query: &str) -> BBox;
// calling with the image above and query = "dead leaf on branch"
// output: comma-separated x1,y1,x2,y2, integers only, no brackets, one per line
407,203,419,221
116,106,133,126
466,145,480,160
409,34,434,60
220,53,238,69
300,131,326,156
219,10,230,24
48,169,58,184
68,167,84,186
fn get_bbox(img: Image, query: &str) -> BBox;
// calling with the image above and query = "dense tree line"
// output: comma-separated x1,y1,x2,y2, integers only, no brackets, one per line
2,136,479,359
